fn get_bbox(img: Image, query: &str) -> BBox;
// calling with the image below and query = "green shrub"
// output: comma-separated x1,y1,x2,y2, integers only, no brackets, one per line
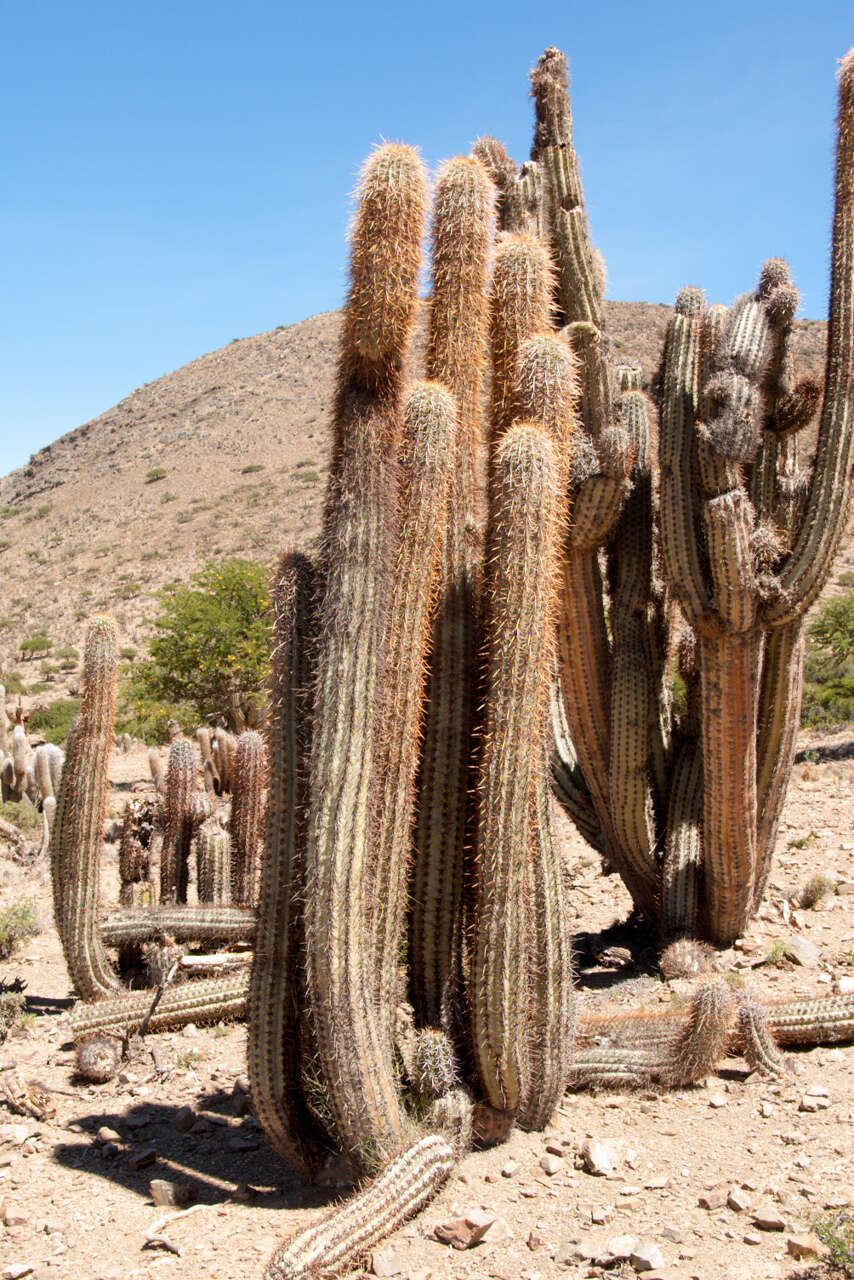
802,592,854,728
0,801,42,839
145,467,167,484
814,1212,854,1277
130,558,271,726
20,633,51,657
0,902,39,960
115,688,195,745
28,697,81,745
241,463,265,474
1,671,26,695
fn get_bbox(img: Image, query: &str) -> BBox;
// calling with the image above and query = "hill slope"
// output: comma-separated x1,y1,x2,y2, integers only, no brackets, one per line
0,303,836,690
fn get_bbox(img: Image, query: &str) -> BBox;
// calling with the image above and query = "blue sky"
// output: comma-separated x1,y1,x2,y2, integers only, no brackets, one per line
1,1,851,476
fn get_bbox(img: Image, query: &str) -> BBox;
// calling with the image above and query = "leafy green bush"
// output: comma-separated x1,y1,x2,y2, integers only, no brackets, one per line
803,592,854,728
130,558,271,727
115,689,196,745
145,467,167,484
814,1212,854,1277
0,801,42,839
1,671,26,695
28,697,81,745
0,902,39,960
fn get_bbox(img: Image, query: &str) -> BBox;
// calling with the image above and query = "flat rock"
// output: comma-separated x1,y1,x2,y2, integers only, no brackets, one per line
150,1179,195,1208
727,1188,751,1212
698,1188,727,1210
799,1093,831,1112
785,936,820,967
0,1125,33,1147
540,1154,562,1176
579,1138,616,1176
787,1233,826,1260
631,1241,665,1272
2,1267,34,1280
753,1208,786,1232
370,1248,405,1277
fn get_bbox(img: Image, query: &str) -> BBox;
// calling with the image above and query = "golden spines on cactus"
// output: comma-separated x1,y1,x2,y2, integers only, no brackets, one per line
50,615,120,1001
489,233,553,444
265,1135,456,1280
472,423,564,1117
411,157,493,1028
369,382,454,1037
304,143,428,1174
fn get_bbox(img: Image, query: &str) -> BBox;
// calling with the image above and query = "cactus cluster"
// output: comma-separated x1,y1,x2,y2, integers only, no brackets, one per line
44,45,854,1280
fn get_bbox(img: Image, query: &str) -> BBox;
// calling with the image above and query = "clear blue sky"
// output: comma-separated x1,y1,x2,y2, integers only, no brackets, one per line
1,0,851,476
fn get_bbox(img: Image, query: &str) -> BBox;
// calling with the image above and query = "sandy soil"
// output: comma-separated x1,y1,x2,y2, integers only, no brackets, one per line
0,740,853,1280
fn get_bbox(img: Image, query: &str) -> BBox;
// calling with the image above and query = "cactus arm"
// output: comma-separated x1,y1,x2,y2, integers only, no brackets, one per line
472,424,562,1116
410,157,493,1028
549,674,605,851
658,299,712,625
661,743,703,939
488,233,553,447
698,630,760,944
50,617,120,1001
248,551,328,1181
518,754,575,1130
762,53,854,624
196,826,232,904
230,730,266,905
159,738,196,904
371,384,454,1036
303,144,427,1172
265,1135,456,1280
752,621,806,908
100,904,255,947
70,972,248,1037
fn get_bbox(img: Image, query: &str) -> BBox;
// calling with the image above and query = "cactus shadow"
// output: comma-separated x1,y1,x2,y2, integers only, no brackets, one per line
51,1091,347,1212
572,915,661,993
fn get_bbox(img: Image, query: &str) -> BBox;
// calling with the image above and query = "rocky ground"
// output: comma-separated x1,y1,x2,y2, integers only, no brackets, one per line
0,740,853,1280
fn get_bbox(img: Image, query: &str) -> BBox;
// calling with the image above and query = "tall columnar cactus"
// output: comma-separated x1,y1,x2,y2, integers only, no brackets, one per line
160,737,196,903
487,45,854,946
230,729,266,905
50,616,120,1000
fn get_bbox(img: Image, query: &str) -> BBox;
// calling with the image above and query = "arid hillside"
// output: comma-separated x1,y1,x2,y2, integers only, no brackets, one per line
0,302,836,681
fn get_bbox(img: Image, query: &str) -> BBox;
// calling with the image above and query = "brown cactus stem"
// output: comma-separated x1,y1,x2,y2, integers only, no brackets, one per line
248,551,328,1180
762,51,854,624
303,143,427,1173
50,617,120,1001
517,740,575,1131
370,384,454,1042
265,1135,456,1280
410,157,493,1030
472,423,562,1116
230,729,266,906
752,621,806,909
698,630,760,944
550,674,604,853
661,743,703,939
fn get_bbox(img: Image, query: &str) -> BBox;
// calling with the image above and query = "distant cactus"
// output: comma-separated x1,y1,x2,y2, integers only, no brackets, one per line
160,737,196,904
197,824,232,904
230,730,265,905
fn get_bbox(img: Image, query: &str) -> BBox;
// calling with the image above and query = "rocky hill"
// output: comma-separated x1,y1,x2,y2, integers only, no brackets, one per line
0,301,839,699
